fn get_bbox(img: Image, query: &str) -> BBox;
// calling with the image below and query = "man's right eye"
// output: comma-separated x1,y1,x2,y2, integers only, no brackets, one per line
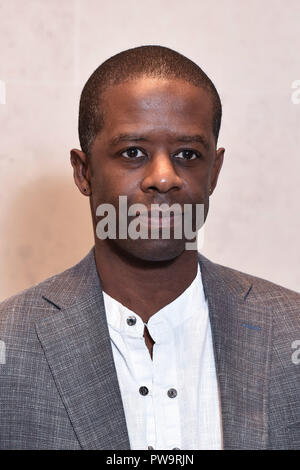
121,148,145,159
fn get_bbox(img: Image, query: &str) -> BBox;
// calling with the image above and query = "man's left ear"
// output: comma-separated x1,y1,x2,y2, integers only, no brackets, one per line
210,147,225,195
70,149,92,196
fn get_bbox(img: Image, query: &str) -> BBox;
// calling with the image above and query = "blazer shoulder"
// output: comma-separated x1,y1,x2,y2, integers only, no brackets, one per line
198,252,300,304
198,253,300,343
0,248,95,327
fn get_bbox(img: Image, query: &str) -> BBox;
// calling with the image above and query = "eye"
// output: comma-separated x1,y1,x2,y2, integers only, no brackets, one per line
173,149,201,160
121,147,146,159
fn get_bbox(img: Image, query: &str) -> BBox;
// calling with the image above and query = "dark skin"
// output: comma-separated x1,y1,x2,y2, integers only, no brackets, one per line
71,77,225,358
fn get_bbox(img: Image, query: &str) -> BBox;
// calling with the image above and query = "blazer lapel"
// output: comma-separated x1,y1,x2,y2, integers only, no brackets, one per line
198,253,272,450
35,249,130,450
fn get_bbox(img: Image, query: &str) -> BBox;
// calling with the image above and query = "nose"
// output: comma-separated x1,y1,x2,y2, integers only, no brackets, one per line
140,151,183,194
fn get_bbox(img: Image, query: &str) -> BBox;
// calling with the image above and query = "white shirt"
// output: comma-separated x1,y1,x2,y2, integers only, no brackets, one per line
102,263,223,450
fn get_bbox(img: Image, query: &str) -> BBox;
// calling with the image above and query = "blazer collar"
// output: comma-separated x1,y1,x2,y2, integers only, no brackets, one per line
36,248,271,450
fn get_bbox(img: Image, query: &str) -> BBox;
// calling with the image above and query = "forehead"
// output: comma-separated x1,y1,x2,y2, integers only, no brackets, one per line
99,78,215,144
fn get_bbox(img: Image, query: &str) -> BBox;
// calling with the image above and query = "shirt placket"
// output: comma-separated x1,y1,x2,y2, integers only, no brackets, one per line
123,316,157,450
150,321,182,450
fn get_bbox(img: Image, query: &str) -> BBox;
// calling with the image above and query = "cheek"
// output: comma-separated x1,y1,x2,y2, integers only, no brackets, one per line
91,169,139,205
182,174,208,202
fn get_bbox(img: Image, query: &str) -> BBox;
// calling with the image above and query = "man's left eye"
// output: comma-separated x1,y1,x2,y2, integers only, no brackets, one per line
174,150,200,160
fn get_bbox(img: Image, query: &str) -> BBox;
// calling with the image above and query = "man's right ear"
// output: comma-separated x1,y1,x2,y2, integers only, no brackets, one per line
70,149,91,196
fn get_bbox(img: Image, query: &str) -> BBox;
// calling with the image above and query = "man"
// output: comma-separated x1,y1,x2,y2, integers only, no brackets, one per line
0,46,299,450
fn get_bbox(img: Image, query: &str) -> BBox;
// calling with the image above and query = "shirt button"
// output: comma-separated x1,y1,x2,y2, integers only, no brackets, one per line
139,386,149,396
167,388,177,398
126,316,136,326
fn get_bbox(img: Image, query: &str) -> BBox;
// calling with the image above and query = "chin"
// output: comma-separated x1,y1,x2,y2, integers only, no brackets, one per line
111,238,186,263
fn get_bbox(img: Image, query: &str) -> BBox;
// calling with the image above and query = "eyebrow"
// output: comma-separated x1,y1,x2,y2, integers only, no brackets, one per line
175,134,210,151
109,133,210,151
110,134,148,146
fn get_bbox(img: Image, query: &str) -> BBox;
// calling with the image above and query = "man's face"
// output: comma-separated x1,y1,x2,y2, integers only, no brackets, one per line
86,77,224,262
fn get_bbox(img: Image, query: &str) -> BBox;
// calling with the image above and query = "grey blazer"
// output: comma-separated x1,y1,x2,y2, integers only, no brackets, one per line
0,248,299,450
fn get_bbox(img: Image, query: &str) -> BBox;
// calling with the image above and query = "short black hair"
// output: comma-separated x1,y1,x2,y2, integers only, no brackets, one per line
78,45,222,155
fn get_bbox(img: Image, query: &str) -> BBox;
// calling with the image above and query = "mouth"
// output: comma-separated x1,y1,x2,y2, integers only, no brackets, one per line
136,210,183,229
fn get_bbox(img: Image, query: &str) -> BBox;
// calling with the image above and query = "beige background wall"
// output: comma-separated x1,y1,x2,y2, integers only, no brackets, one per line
0,0,299,300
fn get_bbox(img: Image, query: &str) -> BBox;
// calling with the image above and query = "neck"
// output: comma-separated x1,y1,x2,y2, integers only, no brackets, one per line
94,241,199,323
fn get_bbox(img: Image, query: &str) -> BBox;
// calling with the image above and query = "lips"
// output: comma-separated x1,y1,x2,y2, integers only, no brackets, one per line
137,210,182,229
138,206,183,216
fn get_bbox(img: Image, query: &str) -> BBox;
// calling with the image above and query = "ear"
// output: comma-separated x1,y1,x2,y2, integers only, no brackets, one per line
70,149,91,196
210,147,225,195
